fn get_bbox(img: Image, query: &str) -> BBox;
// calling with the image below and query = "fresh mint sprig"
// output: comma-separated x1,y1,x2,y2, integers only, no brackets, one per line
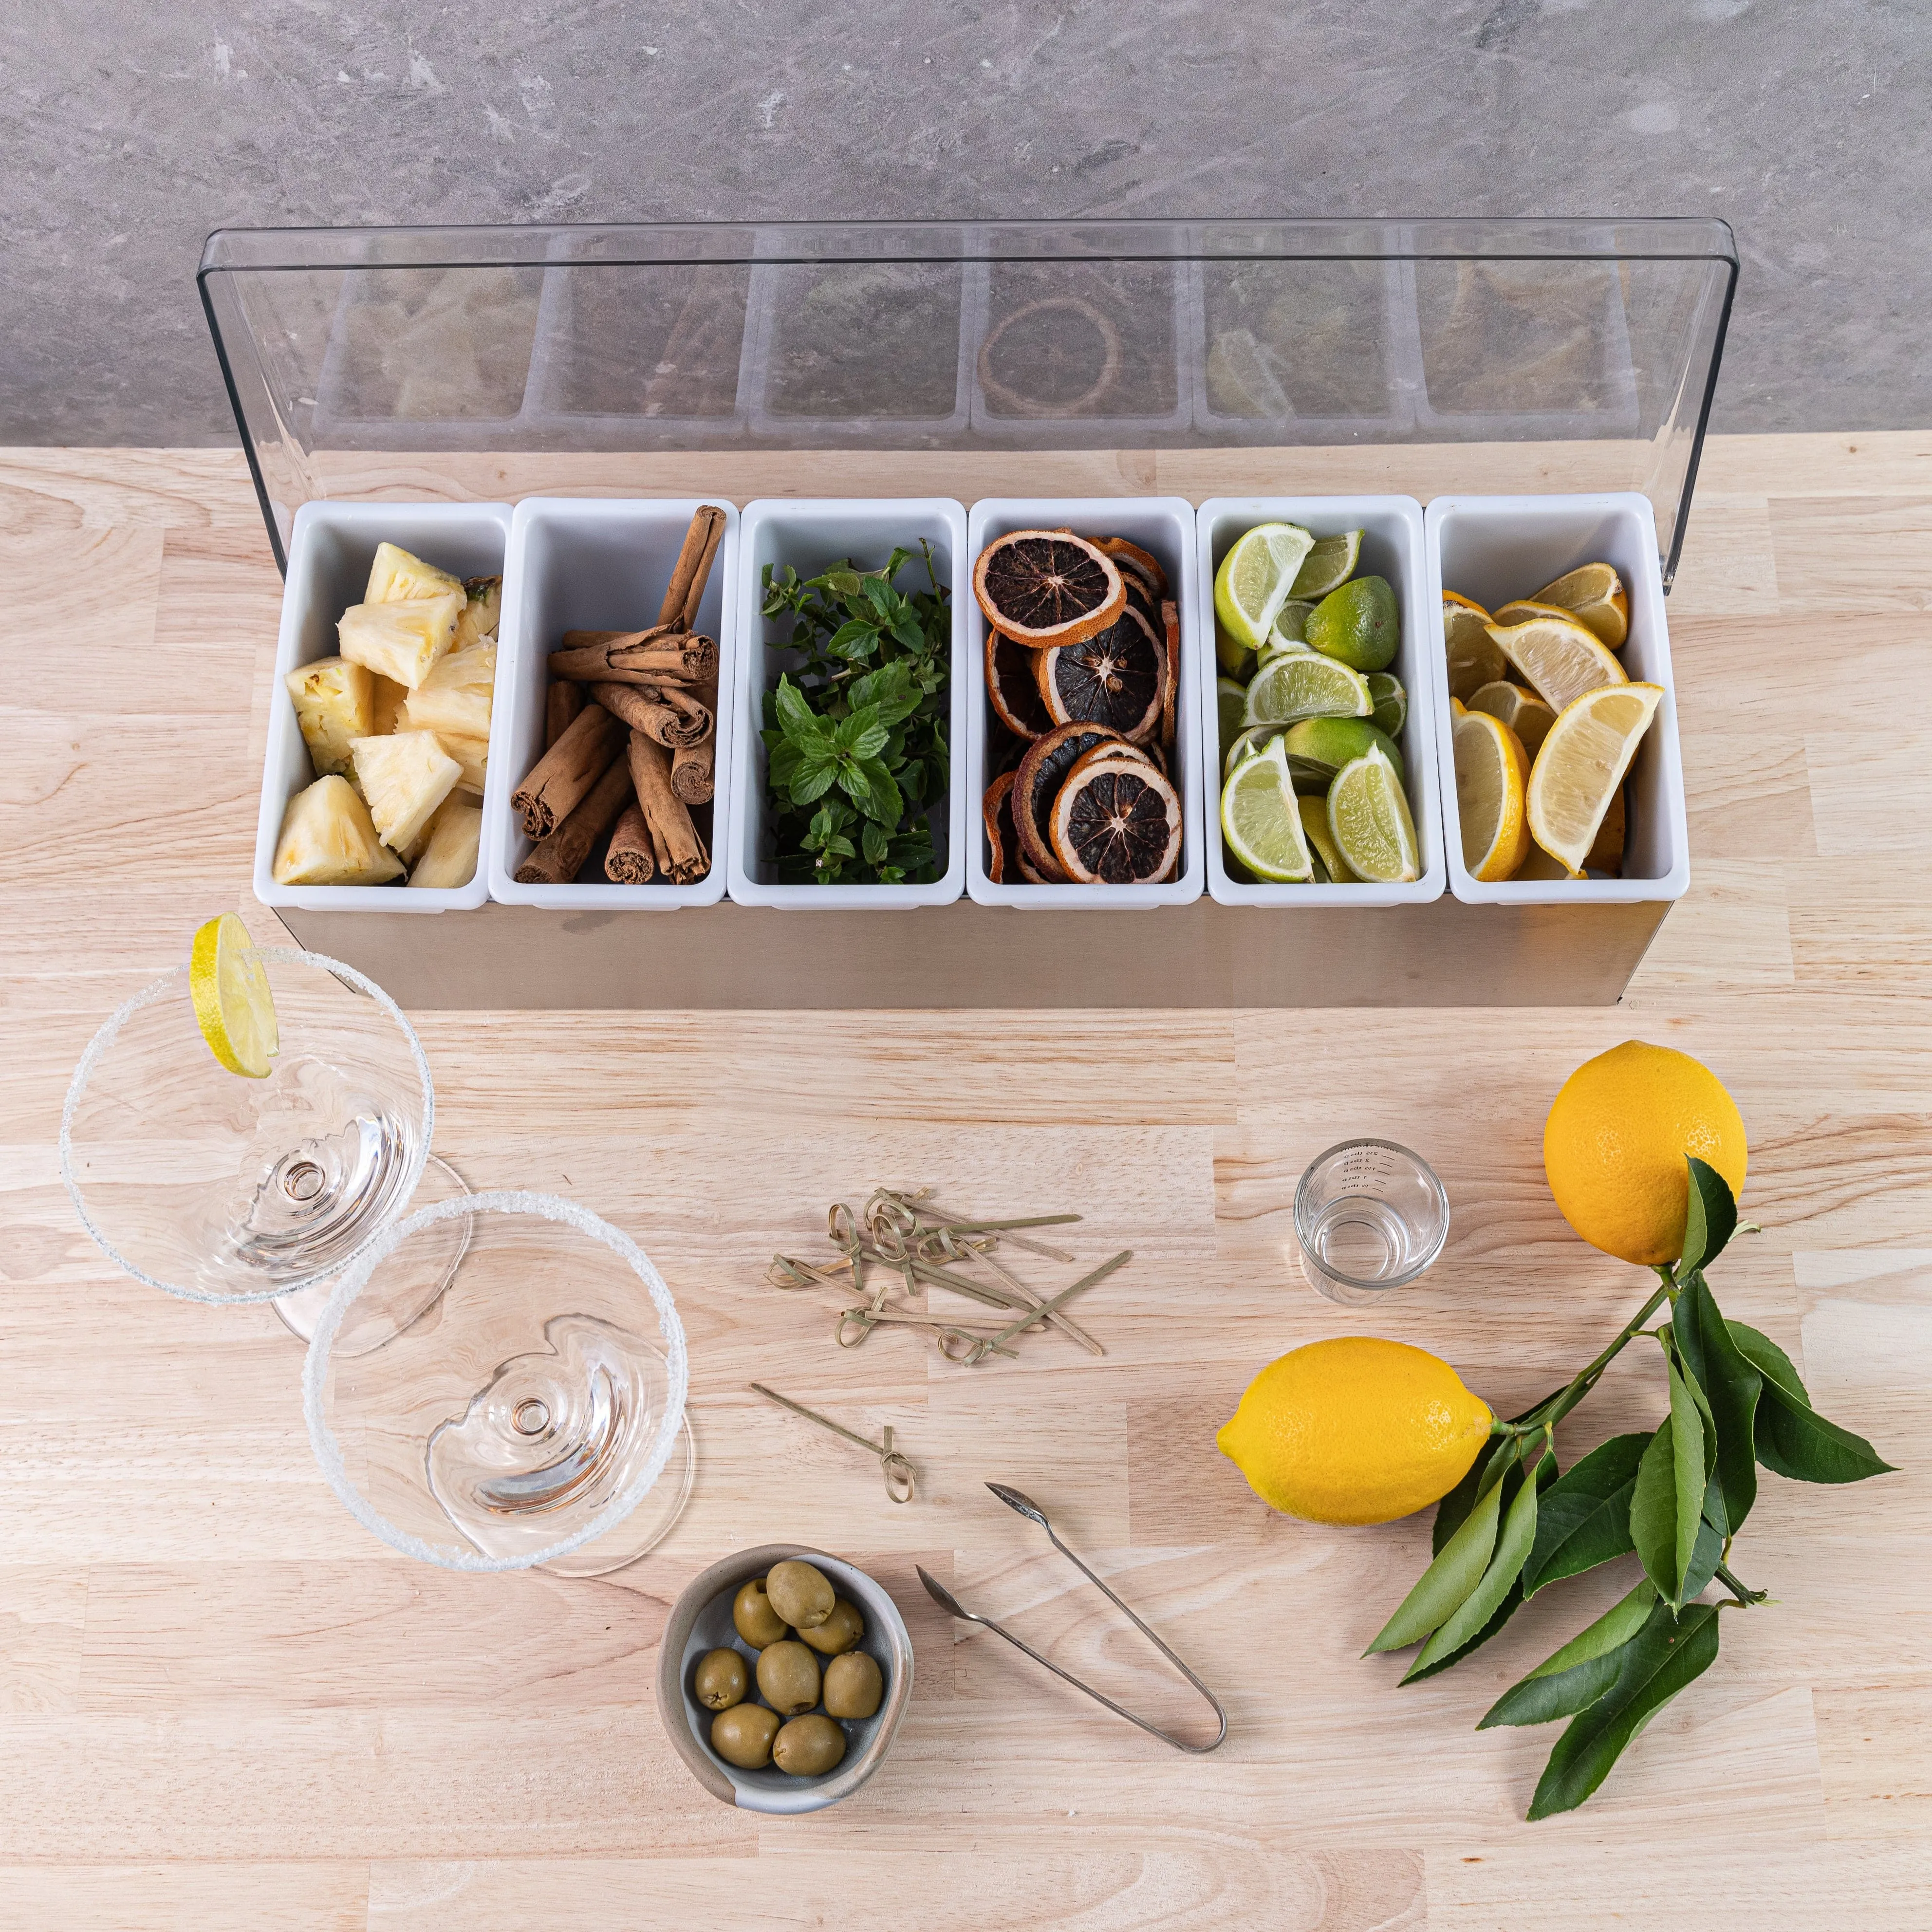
759,543,950,886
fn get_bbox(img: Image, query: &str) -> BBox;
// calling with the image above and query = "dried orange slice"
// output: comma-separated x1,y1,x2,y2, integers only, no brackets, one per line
1049,750,1183,884
1160,601,1181,753
1095,536,1169,601
1035,606,1165,743
974,531,1124,647
986,630,1053,740
1115,561,1161,629
983,770,1021,884
1012,721,1126,882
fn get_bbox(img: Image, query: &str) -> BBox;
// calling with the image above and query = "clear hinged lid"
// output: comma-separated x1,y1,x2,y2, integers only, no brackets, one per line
201,218,1735,585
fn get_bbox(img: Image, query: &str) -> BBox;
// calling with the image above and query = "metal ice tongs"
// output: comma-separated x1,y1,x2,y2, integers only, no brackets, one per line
918,1484,1227,1754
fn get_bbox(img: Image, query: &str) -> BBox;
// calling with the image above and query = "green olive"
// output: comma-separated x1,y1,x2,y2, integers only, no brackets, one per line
797,1597,864,1656
766,1559,836,1631
710,1702,780,1770
822,1650,884,1721
731,1577,791,1648
692,1648,747,1711
772,1712,847,1778
755,1639,822,1717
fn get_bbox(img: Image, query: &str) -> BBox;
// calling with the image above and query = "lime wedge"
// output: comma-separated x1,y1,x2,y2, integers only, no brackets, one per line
1307,575,1399,672
1221,737,1312,882
1367,671,1407,738
188,912,279,1078
1291,530,1363,599
1217,675,1249,753
1271,600,1314,649
1215,614,1256,683
1225,724,1284,780
1299,795,1356,883
1327,745,1420,884
1214,523,1315,652
1244,651,1372,728
1281,715,1405,790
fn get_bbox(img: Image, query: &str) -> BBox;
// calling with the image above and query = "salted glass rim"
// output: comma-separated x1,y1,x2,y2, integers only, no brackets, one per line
1293,1135,1450,1292
59,944,435,1305
302,1188,692,1573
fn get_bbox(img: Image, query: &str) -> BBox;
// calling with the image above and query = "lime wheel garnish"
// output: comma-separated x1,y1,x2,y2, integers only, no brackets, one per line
1035,606,1165,743
985,629,1053,740
1012,721,1126,882
973,531,1124,648
1048,750,1183,885
982,771,1022,883
1096,536,1169,601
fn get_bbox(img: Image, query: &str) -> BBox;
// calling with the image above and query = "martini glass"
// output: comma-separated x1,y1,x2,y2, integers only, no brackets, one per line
61,944,465,1353
304,1190,694,1577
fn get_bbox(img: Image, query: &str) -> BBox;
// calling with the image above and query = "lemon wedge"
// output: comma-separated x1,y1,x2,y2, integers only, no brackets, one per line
1525,683,1664,874
1486,612,1627,714
1529,561,1628,648
188,913,278,1078
1452,707,1530,882
1442,591,1505,700
1468,679,1556,758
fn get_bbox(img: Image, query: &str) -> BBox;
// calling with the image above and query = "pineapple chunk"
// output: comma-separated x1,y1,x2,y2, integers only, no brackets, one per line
366,541,462,606
400,640,494,742
452,575,502,651
338,589,462,688
272,775,405,886
438,733,489,796
350,730,462,855
371,673,409,736
284,656,373,778
408,799,483,889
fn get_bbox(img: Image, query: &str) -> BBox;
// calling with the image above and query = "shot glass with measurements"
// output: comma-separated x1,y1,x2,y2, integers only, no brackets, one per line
1294,1139,1449,1304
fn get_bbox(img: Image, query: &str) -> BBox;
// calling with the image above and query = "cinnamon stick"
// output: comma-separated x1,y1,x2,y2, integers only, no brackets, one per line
545,679,585,751
548,633,717,686
628,730,709,884
659,504,728,630
588,679,711,749
513,757,634,886
561,625,674,653
511,702,626,838
670,732,715,805
604,801,656,883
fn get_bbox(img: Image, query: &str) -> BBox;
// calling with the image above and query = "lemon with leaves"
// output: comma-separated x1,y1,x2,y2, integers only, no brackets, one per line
1543,1040,1746,1265
1217,1338,1493,1524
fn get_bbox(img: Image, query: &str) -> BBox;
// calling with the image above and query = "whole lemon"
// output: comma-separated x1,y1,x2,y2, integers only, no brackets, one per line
1543,1040,1747,1266
1216,1337,1492,1525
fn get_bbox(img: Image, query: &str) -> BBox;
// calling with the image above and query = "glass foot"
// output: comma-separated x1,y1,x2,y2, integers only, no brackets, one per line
274,1153,470,1354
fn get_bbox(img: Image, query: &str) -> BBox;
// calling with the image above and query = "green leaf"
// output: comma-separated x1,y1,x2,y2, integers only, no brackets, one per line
835,760,873,806
1367,1454,1506,1654
1631,1419,1682,1605
861,820,888,867
1480,1579,1659,1729
790,763,839,806
1527,1602,1722,1820
1673,1274,1761,1532
820,569,864,599
773,675,825,741
1401,1451,1558,1682
767,738,805,789
1681,1468,1727,1601
1407,1448,1549,1678
839,709,890,762
1727,1320,1811,1407
1667,1356,1709,1599
1755,1386,1895,1485
1678,1156,1738,1276
1523,1432,1649,1598
826,617,879,660
854,758,903,828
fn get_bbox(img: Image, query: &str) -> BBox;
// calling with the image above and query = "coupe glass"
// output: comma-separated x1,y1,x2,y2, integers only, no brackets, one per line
1294,1138,1450,1304
304,1191,694,1577
61,945,464,1352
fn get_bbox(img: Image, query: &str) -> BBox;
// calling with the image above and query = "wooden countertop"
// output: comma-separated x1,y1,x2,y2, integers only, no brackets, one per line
3,435,1928,1929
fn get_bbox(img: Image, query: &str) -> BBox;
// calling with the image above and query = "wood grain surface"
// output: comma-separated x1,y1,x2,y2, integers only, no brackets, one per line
3,436,1929,1930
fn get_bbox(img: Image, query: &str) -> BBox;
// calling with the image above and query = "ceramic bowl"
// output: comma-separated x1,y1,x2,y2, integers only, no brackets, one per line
654,1543,914,1814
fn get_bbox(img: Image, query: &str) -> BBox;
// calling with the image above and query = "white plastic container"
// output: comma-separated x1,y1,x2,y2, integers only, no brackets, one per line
966,497,1205,908
727,499,968,909
1196,498,1443,908
489,498,738,909
254,500,512,914
1425,492,1689,907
